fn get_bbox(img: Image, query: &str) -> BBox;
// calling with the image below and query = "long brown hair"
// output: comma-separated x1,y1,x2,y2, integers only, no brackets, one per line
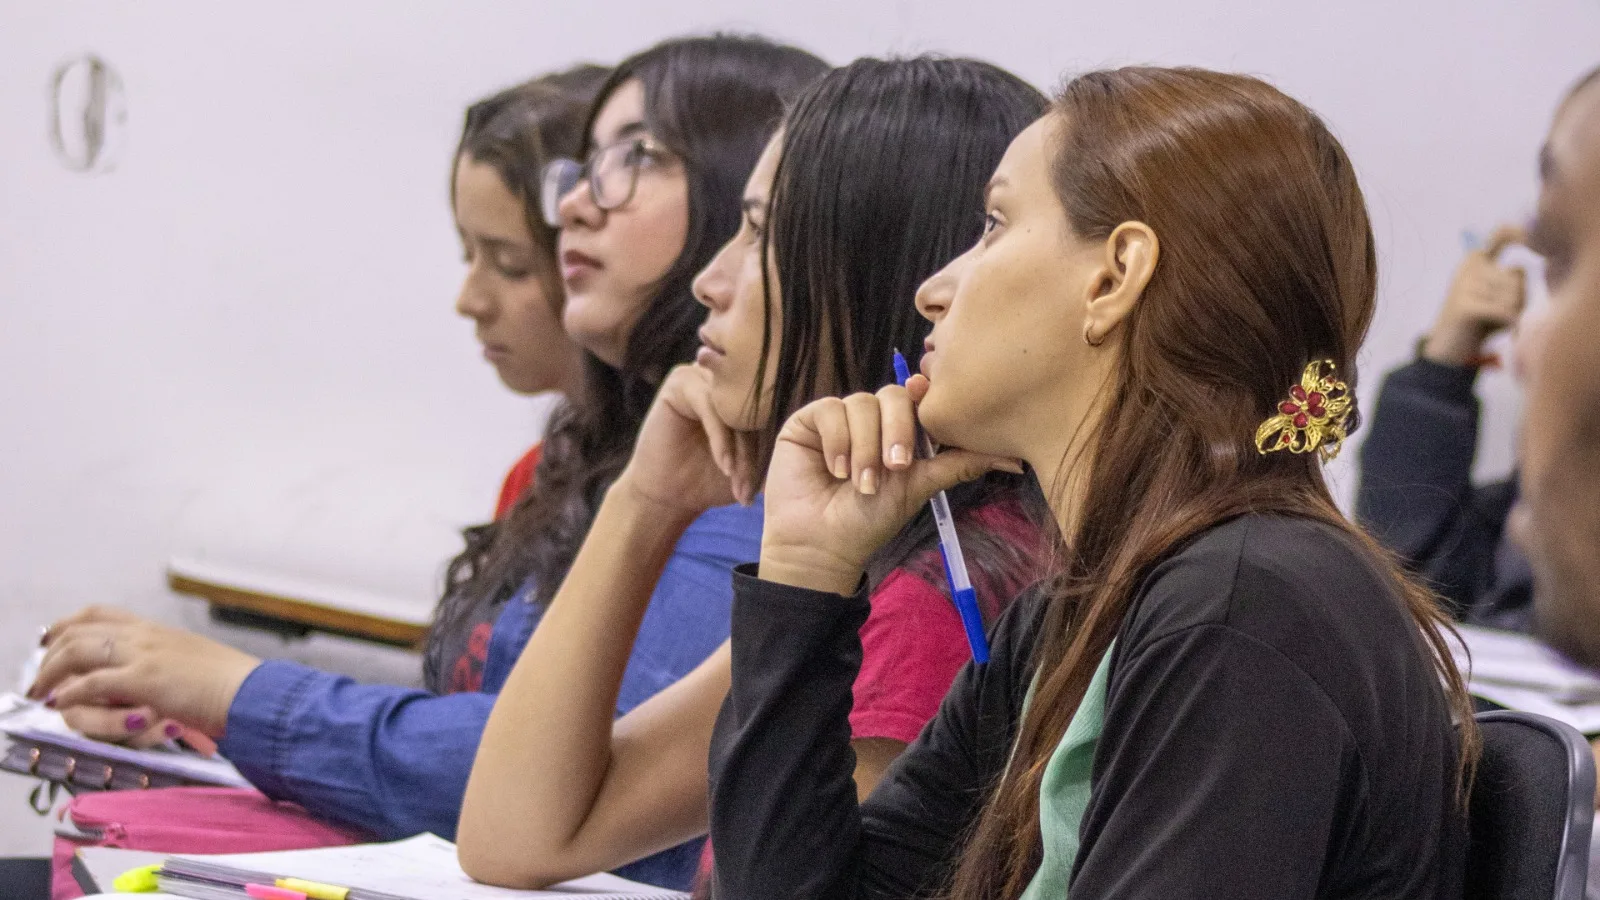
427,64,609,689
945,67,1479,899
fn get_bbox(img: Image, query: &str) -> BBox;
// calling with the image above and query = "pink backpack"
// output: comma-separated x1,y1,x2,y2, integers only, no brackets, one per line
51,787,367,899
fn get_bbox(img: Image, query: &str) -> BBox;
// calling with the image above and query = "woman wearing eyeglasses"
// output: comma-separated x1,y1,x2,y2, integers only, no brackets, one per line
31,36,826,891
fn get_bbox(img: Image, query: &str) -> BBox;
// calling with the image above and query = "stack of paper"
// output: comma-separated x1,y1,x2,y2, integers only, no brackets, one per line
78,833,688,900
1450,624,1600,734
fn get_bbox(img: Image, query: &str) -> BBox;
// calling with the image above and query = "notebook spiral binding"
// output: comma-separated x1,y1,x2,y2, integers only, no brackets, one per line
5,736,189,815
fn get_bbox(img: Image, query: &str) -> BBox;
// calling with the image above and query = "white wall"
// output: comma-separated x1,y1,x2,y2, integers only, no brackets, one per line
1,0,1596,854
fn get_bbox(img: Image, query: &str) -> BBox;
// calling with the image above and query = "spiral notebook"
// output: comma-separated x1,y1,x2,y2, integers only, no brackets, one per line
0,694,249,791
78,833,689,900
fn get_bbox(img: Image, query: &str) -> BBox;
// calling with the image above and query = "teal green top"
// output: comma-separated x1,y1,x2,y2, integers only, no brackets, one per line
1018,640,1115,900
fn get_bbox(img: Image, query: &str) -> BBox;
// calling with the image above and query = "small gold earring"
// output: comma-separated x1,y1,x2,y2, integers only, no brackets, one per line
1083,323,1103,347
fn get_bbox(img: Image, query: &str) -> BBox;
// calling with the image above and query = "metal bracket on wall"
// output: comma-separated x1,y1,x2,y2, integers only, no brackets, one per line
49,53,127,174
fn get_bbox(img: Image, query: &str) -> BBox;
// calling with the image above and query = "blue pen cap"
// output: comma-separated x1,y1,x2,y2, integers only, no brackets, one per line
892,349,912,386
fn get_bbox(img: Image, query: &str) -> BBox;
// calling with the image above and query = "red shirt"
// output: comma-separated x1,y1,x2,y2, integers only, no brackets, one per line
849,500,1046,743
445,444,542,694
494,444,542,520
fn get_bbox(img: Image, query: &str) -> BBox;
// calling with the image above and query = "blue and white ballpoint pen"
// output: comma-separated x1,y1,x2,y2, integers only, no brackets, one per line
892,350,990,663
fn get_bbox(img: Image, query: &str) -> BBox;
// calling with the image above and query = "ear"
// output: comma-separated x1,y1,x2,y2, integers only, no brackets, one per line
1082,221,1159,346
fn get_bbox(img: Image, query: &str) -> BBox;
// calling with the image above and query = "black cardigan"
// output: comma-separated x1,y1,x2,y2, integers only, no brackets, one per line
1355,358,1531,629
708,514,1466,899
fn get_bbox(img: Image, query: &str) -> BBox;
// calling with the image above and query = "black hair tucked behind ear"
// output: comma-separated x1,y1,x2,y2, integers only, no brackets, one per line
755,56,1053,605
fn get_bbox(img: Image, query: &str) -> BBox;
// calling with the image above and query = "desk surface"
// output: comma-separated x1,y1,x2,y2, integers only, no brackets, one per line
168,570,428,649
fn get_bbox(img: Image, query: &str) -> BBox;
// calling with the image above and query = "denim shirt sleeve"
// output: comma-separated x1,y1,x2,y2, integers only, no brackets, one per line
216,500,763,888
218,596,540,841
219,662,489,840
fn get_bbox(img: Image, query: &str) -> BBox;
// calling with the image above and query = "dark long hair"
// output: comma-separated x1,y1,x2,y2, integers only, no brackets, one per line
755,57,1054,605
945,67,1479,899
426,66,609,689
433,36,827,685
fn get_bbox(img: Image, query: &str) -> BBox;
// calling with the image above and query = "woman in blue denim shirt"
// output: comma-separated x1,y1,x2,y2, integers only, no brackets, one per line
32,35,827,891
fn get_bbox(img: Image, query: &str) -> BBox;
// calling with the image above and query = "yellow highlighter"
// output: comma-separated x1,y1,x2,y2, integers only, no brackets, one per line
278,878,352,900
112,863,162,893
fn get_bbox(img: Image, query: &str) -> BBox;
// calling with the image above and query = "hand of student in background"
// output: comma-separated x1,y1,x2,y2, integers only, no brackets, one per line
757,376,1023,596
29,606,260,741
616,364,760,513
1423,224,1528,367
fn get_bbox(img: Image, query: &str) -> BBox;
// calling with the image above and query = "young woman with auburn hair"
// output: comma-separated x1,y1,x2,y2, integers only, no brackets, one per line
706,66,1477,899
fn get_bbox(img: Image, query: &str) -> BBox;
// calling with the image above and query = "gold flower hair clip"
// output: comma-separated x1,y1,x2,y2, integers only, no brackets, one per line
1254,360,1352,462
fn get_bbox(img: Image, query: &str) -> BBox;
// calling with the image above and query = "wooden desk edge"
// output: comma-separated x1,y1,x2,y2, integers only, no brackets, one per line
166,570,428,649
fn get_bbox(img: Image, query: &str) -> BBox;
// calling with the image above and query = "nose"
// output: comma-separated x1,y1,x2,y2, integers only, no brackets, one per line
556,177,602,230
692,237,738,312
916,250,966,324
1513,306,1553,384
455,262,494,321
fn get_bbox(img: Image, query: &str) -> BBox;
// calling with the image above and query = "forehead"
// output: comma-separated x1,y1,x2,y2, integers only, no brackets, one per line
991,115,1056,193
745,132,783,200
453,156,526,230
591,78,647,146
1545,83,1600,211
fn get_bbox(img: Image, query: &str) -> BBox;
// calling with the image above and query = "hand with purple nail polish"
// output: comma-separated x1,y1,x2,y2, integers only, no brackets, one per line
29,605,260,746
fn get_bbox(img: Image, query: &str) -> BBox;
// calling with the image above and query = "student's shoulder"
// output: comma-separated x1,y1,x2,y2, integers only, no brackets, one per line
493,443,544,520
674,497,767,556
1125,514,1398,649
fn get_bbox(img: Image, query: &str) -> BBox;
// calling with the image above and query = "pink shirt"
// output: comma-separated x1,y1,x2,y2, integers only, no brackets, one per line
848,500,1046,743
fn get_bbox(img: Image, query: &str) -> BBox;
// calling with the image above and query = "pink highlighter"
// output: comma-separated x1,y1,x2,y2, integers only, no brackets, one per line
246,884,307,900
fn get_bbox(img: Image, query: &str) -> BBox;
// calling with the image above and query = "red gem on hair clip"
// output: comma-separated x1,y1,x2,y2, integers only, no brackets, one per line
1254,360,1354,462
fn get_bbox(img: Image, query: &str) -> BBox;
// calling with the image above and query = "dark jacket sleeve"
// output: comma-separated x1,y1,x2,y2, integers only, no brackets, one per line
1354,359,1508,616
707,564,1040,900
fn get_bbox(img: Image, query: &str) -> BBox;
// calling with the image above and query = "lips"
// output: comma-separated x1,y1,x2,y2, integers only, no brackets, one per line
560,248,602,284
697,328,727,357
920,339,937,378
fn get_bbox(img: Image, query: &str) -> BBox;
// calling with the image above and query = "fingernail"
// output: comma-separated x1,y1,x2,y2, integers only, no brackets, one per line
43,692,56,709
165,723,182,739
889,444,910,467
833,456,849,479
125,713,147,731
860,468,878,495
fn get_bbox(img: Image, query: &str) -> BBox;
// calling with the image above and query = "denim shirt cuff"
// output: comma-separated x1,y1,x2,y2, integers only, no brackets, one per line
218,659,326,798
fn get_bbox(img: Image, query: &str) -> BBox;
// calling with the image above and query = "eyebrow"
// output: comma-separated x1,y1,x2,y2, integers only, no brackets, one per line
477,235,532,254
741,197,767,219
595,120,650,146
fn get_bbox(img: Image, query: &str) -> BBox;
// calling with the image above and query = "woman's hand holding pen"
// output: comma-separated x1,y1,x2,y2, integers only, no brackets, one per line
613,363,760,518
28,606,259,744
758,376,1022,596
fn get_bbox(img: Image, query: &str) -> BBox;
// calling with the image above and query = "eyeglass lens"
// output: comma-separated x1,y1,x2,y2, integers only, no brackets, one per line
539,140,646,228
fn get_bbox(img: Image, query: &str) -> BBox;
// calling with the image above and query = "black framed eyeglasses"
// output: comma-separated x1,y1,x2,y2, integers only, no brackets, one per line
540,136,670,227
